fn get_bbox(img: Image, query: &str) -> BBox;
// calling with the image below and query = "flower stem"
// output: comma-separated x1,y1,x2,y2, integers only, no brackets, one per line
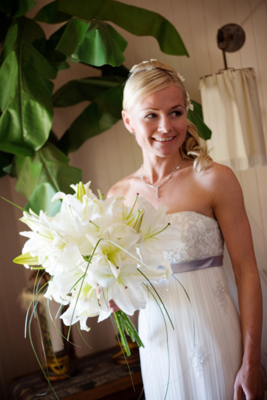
114,311,131,356
114,311,144,356
120,312,144,348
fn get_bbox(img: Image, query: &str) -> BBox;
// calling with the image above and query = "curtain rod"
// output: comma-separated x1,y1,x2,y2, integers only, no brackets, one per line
200,67,254,80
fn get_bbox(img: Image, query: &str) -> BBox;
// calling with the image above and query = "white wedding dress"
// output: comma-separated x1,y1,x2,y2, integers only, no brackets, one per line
139,211,242,400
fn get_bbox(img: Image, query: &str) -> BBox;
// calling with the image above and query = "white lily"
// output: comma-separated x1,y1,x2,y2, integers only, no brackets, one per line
95,263,147,321
60,280,109,330
136,197,181,270
86,223,140,279
15,181,177,353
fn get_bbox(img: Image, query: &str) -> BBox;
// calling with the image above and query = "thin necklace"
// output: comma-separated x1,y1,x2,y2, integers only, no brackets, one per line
141,158,184,198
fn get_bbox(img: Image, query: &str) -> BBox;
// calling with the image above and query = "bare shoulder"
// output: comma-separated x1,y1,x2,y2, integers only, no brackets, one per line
107,178,129,198
107,171,139,198
201,161,245,214
200,161,241,192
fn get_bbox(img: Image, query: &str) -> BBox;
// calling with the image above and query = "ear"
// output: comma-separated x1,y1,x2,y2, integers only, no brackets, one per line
122,110,135,133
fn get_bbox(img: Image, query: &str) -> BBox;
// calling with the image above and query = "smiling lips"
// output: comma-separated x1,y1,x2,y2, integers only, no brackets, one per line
153,136,175,142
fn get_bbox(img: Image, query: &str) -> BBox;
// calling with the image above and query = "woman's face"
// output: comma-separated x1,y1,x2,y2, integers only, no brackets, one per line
122,85,187,158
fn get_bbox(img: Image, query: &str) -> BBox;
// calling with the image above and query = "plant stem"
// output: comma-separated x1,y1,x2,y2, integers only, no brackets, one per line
114,311,131,356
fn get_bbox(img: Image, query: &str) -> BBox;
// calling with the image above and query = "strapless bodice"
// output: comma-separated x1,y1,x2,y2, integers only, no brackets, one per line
164,211,224,264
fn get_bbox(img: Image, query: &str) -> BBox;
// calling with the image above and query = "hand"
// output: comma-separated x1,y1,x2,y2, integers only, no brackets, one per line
234,362,264,400
108,299,120,312
96,286,120,312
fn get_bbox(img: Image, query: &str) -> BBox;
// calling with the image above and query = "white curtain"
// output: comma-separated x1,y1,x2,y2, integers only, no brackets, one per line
199,68,267,373
199,68,266,170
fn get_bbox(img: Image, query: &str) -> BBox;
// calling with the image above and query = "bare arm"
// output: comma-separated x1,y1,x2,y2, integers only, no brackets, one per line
211,165,263,399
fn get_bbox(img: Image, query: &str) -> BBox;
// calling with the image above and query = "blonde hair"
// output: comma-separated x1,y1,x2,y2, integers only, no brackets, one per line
123,60,212,173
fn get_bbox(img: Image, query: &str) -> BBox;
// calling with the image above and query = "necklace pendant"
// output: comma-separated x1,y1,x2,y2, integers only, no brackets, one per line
140,158,184,199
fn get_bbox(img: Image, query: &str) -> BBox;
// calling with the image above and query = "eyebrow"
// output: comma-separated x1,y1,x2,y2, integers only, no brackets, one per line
141,104,185,111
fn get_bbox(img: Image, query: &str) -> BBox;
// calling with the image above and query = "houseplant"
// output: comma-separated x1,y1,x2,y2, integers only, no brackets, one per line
0,0,211,216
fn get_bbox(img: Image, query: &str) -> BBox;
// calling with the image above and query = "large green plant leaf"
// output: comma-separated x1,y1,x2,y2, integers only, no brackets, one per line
46,25,69,71
0,12,12,44
0,0,36,17
58,84,124,154
0,150,13,177
52,76,125,107
0,17,57,157
98,63,129,78
56,18,127,67
13,0,36,18
13,143,82,215
187,101,212,141
34,0,71,23
36,0,188,57
0,0,12,14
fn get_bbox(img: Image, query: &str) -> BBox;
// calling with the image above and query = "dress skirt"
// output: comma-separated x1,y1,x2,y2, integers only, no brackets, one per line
139,266,242,400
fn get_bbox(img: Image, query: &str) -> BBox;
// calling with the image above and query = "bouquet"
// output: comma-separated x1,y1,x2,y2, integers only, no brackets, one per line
14,182,177,357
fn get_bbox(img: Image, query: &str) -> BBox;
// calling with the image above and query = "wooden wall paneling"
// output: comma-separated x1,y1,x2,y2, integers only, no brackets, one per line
115,125,141,179
187,0,217,102
247,0,267,143
232,0,260,70
200,0,226,75
97,130,117,193
102,126,126,191
169,0,202,102
236,169,265,242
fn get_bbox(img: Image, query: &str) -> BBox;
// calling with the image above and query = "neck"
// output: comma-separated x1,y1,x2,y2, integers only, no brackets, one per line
141,152,184,185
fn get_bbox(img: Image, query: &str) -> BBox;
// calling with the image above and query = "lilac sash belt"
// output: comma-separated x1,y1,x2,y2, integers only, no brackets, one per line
171,254,223,274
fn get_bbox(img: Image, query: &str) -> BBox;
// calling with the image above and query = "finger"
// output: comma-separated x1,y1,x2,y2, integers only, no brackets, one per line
108,300,116,309
108,300,120,312
233,385,242,400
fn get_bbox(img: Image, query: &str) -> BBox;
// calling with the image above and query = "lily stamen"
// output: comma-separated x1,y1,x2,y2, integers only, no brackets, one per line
89,220,99,229
126,193,139,220
146,223,171,239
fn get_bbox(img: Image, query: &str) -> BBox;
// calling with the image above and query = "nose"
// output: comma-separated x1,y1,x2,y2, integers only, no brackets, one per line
158,115,171,133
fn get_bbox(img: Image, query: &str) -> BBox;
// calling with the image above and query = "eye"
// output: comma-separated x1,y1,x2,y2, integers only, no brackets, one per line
145,113,157,119
171,110,183,117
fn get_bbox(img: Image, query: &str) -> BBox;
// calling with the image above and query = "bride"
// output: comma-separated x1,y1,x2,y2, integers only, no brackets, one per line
107,60,263,399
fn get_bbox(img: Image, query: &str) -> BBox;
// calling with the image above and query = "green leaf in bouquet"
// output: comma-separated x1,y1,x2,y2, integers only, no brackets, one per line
56,0,189,57
13,143,82,215
0,18,57,157
34,1,71,24
58,83,124,154
52,76,125,107
187,100,212,141
56,18,127,67
13,251,39,266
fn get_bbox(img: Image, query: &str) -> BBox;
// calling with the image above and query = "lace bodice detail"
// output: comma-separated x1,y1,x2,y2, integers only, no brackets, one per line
164,211,224,264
